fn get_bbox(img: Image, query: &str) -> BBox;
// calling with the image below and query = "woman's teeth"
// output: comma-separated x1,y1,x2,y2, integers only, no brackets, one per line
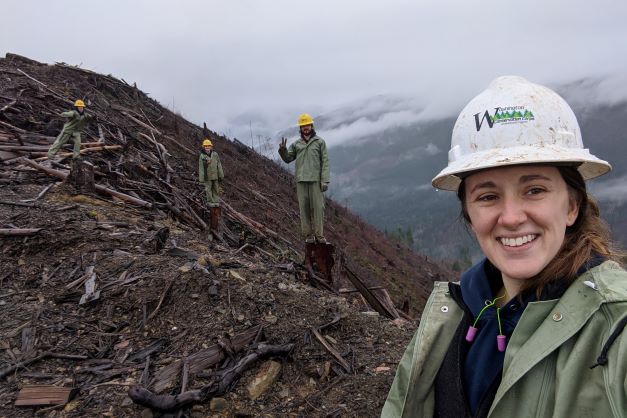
500,234,536,247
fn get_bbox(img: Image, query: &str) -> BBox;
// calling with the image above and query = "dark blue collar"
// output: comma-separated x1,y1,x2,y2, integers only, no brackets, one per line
460,255,606,317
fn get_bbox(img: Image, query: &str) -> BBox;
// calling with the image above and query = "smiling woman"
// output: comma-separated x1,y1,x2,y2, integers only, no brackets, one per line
382,76,627,418
461,165,580,296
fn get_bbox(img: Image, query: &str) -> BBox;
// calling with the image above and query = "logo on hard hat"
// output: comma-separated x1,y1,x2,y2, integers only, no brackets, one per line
474,106,535,131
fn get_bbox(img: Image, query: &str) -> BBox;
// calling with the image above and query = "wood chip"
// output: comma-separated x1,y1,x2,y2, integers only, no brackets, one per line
15,385,77,406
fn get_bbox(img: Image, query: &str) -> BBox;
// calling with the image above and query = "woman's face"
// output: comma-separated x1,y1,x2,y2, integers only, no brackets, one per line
464,165,579,284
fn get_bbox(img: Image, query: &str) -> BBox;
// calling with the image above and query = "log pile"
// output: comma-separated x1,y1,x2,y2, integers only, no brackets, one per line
0,54,210,232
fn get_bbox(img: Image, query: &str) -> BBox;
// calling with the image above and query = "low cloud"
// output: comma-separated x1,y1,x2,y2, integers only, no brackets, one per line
590,174,627,204
302,95,454,148
321,110,424,147
398,143,441,162
557,73,627,111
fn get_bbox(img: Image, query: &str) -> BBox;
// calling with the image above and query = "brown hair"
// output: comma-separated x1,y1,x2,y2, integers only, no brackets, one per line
457,165,621,296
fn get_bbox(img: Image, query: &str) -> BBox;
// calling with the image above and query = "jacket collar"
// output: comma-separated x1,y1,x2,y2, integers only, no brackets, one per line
298,135,319,146
460,259,539,317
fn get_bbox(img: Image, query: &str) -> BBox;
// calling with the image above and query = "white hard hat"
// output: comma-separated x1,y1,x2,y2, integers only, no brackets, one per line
432,76,611,191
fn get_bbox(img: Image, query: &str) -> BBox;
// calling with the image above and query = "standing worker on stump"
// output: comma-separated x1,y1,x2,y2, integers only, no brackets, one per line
279,113,330,243
199,138,224,236
47,99,96,160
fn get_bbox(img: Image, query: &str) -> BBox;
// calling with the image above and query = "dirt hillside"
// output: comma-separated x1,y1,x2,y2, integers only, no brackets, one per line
0,53,454,417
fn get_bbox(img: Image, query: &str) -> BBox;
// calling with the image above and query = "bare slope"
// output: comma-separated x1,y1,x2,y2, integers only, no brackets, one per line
0,53,453,417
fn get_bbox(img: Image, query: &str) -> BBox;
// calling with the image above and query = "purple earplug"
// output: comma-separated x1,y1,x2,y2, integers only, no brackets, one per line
466,326,478,342
496,335,506,352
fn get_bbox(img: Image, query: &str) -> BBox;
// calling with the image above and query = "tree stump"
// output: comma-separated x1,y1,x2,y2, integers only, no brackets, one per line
67,159,95,193
304,242,335,284
141,227,170,254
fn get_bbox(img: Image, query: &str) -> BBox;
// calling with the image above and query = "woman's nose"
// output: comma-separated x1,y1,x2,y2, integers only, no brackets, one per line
498,196,527,228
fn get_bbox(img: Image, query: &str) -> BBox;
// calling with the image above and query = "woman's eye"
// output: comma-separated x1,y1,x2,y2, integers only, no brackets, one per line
477,194,497,202
527,187,545,195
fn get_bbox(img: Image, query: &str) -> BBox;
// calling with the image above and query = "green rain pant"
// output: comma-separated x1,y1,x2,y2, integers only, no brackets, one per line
296,181,325,239
203,181,220,207
48,130,81,159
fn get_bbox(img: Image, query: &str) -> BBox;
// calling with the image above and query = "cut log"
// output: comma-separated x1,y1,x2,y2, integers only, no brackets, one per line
21,158,152,208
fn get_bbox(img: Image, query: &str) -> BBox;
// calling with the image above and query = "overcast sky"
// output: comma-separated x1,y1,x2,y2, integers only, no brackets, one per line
3,0,627,144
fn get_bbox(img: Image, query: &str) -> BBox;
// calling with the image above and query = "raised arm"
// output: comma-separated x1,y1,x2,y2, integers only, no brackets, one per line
278,137,296,163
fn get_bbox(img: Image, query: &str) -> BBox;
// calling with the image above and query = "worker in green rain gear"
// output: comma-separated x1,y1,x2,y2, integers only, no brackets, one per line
47,99,96,160
199,138,225,235
279,113,330,243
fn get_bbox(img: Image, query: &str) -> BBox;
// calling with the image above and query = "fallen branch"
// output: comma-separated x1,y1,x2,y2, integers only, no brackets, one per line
305,265,336,293
128,343,293,412
0,228,42,236
150,325,261,393
0,120,27,134
122,112,162,135
0,200,37,208
20,183,56,202
33,145,122,161
310,328,351,373
0,352,88,380
147,276,176,321
232,243,276,260
16,68,72,105
342,263,399,320
222,201,278,239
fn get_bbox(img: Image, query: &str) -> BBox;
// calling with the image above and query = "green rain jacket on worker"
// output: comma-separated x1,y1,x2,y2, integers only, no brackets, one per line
198,150,224,207
47,110,95,158
279,135,330,239
59,110,94,133
381,260,627,418
278,135,330,183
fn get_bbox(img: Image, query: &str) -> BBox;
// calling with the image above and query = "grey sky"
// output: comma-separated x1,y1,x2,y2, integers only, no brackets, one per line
3,0,627,143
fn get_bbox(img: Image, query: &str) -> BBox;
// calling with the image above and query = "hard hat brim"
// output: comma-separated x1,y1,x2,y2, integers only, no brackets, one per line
432,144,611,191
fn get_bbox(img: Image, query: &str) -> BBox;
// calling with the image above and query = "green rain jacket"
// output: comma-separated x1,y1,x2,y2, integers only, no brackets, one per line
381,261,627,418
60,110,94,133
279,135,330,183
198,150,224,182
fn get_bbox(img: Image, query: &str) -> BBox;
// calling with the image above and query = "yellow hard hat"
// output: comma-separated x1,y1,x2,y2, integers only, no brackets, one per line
74,99,85,107
202,139,213,147
297,113,314,127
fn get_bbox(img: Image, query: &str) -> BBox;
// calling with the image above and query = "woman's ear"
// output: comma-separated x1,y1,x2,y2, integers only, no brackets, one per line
566,194,580,227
